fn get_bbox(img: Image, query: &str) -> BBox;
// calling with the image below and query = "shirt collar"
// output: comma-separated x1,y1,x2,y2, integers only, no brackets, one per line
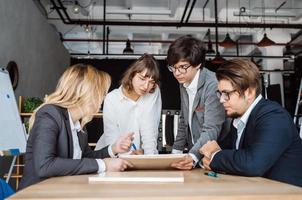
118,86,126,100
68,110,81,132
118,86,139,104
233,94,263,129
183,68,200,92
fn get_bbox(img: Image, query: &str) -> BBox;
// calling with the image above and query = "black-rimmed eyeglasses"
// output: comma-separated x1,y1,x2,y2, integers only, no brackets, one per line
167,64,192,74
216,90,237,101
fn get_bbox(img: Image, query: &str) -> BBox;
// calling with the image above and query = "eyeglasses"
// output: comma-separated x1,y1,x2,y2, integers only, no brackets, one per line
216,90,237,101
167,64,192,74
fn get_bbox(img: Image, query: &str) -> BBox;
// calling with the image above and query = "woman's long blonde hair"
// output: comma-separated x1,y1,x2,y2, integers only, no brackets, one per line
29,64,111,131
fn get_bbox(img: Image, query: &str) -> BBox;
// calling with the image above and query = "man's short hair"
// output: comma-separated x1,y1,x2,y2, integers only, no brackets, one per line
167,35,206,68
216,59,262,96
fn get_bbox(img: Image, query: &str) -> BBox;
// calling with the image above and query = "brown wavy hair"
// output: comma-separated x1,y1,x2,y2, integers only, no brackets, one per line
216,59,262,96
121,53,160,93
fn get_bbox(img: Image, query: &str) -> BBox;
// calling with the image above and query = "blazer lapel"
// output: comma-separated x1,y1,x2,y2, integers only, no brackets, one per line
180,85,189,124
192,68,206,113
238,128,246,149
77,130,86,151
237,98,265,149
62,108,73,158
230,124,238,149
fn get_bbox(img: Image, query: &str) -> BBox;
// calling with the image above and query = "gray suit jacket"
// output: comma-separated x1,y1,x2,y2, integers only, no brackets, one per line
173,68,225,161
19,104,110,190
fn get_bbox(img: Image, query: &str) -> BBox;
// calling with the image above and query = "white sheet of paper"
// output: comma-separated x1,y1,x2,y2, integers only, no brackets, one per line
89,171,184,183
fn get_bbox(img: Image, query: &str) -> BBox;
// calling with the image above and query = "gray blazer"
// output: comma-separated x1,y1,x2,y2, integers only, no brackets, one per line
19,104,110,190
173,68,225,161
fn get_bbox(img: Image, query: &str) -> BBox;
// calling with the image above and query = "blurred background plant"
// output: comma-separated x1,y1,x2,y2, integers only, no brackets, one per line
23,97,43,113
22,97,43,133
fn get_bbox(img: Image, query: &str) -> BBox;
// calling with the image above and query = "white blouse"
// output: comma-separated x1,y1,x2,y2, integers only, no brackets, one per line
95,86,162,154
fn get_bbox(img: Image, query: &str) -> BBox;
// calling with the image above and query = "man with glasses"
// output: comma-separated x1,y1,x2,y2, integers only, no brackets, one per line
167,35,225,170
200,59,302,187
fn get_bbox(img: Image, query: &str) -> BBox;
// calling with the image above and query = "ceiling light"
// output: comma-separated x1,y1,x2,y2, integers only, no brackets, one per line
123,40,134,54
84,25,91,32
206,29,215,54
219,33,236,48
72,1,81,14
283,44,295,57
257,33,276,47
220,0,236,49
211,52,226,65
206,40,215,54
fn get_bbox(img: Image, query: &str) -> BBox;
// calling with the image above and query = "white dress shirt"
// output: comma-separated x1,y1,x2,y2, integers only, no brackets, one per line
211,95,263,160
233,95,263,149
183,68,200,145
172,69,200,165
68,111,106,173
95,86,162,154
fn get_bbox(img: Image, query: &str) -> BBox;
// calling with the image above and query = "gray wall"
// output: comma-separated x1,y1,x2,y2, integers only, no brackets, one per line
0,0,70,186
0,0,70,98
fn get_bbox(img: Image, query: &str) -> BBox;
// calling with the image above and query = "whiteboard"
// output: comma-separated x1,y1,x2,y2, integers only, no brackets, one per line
0,68,27,153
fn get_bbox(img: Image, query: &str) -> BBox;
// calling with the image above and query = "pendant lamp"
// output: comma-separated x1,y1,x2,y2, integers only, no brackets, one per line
283,44,294,57
257,33,276,47
220,33,236,48
123,39,134,54
219,0,236,48
211,52,226,65
206,29,215,54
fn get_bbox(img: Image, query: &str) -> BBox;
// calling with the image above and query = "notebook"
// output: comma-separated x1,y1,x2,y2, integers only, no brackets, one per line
89,171,184,183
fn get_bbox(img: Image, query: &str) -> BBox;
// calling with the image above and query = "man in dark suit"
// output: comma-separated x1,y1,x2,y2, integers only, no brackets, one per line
200,59,302,187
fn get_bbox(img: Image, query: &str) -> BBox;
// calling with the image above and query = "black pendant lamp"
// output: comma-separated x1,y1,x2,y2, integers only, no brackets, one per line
211,0,226,65
206,29,215,54
206,40,216,54
123,39,134,54
283,44,294,57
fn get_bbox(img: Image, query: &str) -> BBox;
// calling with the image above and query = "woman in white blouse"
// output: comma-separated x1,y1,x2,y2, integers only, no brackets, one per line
95,54,162,154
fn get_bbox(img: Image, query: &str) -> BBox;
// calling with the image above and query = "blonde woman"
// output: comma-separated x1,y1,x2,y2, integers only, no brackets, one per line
19,64,133,190
95,54,162,154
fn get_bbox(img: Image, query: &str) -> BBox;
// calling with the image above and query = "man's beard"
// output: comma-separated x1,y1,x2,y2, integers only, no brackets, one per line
226,111,241,118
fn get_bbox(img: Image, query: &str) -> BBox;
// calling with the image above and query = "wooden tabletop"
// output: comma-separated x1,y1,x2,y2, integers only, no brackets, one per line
10,169,302,200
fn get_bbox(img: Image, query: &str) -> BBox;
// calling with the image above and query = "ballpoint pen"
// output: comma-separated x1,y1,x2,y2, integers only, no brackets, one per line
131,143,137,150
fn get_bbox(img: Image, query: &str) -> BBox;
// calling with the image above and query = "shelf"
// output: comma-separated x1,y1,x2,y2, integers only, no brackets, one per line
3,174,23,178
93,113,103,118
20,113,33,117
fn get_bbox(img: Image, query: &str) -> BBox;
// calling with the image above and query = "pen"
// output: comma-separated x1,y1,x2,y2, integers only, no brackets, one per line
131,143,137,151
204,171,218,178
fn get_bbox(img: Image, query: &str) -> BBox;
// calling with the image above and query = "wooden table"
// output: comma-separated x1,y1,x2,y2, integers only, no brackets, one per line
10,169,302,200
